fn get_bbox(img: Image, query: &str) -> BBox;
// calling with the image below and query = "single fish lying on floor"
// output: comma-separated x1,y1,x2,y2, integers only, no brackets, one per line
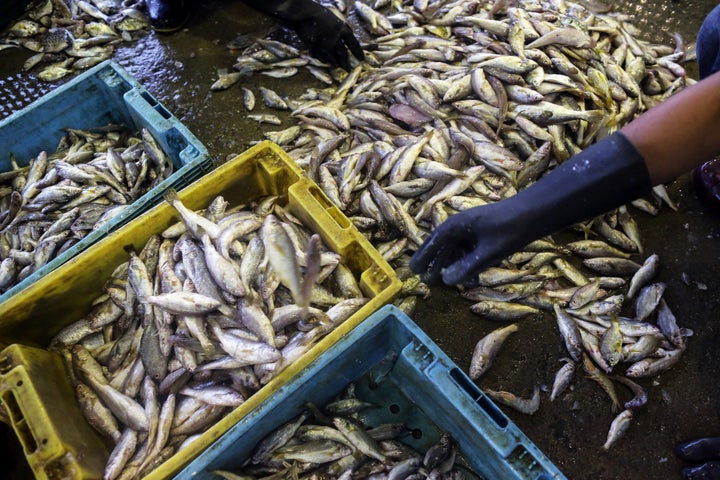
49,192,368,479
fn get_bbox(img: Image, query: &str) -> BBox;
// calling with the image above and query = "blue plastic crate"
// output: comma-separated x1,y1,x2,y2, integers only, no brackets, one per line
178,305,567,480
0,59,213,306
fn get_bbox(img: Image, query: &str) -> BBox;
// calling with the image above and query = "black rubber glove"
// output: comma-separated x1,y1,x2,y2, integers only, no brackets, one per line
675,437,720,479
410,132,652,286
240,0,364,70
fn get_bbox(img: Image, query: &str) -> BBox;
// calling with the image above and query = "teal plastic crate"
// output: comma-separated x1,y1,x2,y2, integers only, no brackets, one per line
178,305,567,480
0,59,213,305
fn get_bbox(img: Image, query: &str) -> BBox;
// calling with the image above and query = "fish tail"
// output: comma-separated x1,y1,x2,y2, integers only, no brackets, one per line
298,279,311,315
584,110,606,124
163,188,179,205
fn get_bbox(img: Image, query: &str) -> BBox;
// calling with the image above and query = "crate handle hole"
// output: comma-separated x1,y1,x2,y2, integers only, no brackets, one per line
0,355,14,375
449,368,509,429
411,428,422,439
306,184,350,229
141,91,158,107
2,390,38,454
154,104,172,119
389,404,400,414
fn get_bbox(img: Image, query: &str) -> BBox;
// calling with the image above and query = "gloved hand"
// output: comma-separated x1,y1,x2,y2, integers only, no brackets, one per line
286,6,364,70
410,131,652,286
675,436,720,479
241,0,364,71
693,157,720,214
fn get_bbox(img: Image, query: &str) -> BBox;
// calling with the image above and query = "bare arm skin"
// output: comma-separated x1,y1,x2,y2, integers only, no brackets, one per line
622,69,720,185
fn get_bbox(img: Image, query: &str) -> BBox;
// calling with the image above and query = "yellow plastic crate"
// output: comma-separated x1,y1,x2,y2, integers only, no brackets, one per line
0,141,402,480
0,344,110,479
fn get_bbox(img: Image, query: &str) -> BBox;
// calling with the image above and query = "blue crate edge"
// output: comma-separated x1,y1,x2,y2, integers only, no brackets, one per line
176,304,567,480
0,60,212,306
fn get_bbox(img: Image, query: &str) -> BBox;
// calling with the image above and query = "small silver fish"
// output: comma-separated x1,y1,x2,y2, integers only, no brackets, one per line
626,253,659,299
258,86,289,110
333,416,387,462
600,315,623,369
484,385,541,415
210,72,244,91
634,282,666,322
262,214,303,306
550,359,576,401
601,409,633,451
469,323,519,379
552,304,583,362
470,300,541,321
625,346,686,378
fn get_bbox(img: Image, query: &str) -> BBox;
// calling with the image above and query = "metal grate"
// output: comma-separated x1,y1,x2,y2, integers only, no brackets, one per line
0,72,54,121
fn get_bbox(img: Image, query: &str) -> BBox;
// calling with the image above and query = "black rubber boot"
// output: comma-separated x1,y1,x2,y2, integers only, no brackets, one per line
693,157,720,214
146,0,190,33
681,461,720,480
676,437,720,463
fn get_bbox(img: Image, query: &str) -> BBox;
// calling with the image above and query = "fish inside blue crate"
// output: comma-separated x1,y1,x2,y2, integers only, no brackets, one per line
211,383,483,480
0,125,174,294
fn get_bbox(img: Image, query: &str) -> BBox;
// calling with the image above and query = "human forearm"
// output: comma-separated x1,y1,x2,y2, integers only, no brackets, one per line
622,70,720,185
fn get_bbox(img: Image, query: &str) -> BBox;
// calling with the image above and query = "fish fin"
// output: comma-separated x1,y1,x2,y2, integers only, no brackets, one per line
584,110,606,124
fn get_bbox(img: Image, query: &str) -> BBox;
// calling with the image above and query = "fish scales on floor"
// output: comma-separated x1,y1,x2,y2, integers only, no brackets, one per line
211,383,479,480
0,125,174,294
209,0,693,452
0,0,150,81
49,191,369,479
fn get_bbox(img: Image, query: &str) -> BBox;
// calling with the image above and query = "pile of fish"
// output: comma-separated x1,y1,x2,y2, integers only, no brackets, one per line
216,0,693,313
0,0,150,81
49,191,369,479
0,125,174,295
465,246,690,450
212,384,476,479
210,0,695,452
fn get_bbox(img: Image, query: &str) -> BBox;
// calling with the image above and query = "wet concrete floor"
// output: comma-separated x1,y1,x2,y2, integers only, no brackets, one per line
1,0,720,479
